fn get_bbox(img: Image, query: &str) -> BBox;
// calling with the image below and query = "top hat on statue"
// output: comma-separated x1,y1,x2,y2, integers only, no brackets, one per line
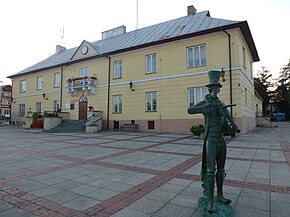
206,70,222,87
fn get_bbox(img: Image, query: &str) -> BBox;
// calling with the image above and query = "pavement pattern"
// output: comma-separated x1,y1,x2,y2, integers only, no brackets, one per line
0,122,289,217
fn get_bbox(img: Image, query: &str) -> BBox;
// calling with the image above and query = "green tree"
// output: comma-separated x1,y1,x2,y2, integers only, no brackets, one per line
272,61,290,120
254,67,273,115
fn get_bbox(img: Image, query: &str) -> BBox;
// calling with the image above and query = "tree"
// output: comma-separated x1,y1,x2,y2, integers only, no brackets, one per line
272,60,290,120
254,67,273,116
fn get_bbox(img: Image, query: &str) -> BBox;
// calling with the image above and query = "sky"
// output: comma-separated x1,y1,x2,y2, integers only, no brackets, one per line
1,0,289,85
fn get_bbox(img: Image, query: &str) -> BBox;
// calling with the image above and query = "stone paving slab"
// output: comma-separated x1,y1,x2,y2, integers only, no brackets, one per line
0,123,290,216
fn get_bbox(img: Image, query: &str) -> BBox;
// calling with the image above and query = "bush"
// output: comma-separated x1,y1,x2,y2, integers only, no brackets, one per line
32,112,38,121
190,124,204,137
30,119,44,128
43,111,59,118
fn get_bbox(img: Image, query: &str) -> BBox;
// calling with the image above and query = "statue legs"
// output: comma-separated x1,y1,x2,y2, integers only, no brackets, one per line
216,141,231,204
207,172,215,213
216,170,232,204
206,138,216,213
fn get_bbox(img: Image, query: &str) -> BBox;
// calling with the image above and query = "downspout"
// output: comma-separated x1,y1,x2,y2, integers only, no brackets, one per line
222,29,233,117
60,66,64,112
105,56,111,130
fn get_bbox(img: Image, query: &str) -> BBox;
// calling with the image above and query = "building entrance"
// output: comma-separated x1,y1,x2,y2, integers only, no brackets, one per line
79,95,88,120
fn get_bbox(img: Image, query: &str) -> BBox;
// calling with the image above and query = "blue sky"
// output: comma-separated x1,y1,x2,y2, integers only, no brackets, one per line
1,0,289,85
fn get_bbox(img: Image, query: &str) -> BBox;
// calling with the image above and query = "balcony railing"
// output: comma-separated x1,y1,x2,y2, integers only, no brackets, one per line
66,77,97,96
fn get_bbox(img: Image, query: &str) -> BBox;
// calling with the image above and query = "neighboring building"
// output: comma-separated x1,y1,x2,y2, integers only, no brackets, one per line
0,85,12,123
8,6,259,133
254,89,264,117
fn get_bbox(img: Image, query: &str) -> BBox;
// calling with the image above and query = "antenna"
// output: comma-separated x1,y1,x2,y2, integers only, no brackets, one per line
135,0,139,37
61,26,65,46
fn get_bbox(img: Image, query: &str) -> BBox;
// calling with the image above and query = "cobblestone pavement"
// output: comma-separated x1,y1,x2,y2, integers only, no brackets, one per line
0,123,289,217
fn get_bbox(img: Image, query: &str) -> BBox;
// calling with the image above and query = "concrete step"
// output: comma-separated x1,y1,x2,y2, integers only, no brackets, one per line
49,120,85,133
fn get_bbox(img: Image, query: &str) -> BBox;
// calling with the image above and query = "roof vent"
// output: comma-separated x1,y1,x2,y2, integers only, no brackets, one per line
102,26,126,40
56,45,66,54
187,5,197,16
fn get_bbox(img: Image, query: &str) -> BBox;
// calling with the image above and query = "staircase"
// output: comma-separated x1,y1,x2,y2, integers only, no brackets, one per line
49,120,86,133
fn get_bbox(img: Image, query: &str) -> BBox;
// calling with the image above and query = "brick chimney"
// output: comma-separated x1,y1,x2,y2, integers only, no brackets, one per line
187,5,197,16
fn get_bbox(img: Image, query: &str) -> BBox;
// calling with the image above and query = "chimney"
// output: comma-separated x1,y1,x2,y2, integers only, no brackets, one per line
56,45,66,54
102,26,126,40
187,5,197,16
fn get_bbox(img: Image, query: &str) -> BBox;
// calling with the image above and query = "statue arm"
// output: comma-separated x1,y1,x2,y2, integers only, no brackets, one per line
188,100,213,115
218,103,240,133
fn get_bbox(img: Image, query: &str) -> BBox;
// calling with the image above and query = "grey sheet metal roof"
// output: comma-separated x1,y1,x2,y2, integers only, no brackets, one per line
8,10,259,78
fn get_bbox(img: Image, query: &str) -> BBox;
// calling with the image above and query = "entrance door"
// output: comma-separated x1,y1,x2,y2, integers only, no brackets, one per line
79,95,88,120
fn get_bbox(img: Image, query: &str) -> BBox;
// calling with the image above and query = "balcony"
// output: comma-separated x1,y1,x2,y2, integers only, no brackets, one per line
66,77,97,97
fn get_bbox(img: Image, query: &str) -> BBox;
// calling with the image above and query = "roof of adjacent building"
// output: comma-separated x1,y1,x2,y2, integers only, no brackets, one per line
8,10,259,78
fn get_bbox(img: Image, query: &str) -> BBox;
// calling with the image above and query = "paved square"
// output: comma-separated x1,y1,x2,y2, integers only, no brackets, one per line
0,123,290,216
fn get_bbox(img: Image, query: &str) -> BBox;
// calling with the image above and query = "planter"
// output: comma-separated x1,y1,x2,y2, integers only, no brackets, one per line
44,117,62,131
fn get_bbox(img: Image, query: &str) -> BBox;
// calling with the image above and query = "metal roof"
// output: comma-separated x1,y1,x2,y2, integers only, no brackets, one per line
8,10,259,78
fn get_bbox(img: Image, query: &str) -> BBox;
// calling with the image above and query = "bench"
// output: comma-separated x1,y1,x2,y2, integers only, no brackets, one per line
120,123,139,131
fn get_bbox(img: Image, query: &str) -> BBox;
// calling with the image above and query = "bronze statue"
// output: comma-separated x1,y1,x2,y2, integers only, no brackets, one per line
188,70,240,214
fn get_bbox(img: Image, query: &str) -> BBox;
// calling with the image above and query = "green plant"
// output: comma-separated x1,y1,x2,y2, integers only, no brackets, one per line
32,112,38,121
43,111,59,118
190,124,204,137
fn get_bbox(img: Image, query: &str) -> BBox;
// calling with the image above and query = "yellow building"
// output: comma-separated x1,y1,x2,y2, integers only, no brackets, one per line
8,6,259,133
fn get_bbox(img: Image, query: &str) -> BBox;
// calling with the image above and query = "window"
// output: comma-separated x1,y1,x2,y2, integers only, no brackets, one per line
54,72,61,88
36,102,41,114
113,95,122,113
146,91,157,111
53,100,60,112
4,110,10,117
242,46,246,68
187,44,206,68
80,67,89,77
70,103,75,110
148,121,155,130
188,87,208,107
37,77,43,90
19,104,25,117
113,61,122,79
20,80,26,93
146,54,157,74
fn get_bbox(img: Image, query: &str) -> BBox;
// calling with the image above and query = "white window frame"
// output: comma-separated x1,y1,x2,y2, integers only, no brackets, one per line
54,72,61,88
146,91,157,112
188,87,208,107
113,95,122,113
53,100,60,112
187,44,206,68
37,76,43,90
20,80,26,93
113,61,123,79
80,67,89,77
36,102,41,114
19,104,25,117
146,53,157,74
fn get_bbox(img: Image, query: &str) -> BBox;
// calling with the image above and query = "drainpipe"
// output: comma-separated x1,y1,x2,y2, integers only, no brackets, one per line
60,66,64,112
222,29,233,117
106,56,111,130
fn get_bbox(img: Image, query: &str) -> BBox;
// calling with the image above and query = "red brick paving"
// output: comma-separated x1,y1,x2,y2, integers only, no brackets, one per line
0,129,289,216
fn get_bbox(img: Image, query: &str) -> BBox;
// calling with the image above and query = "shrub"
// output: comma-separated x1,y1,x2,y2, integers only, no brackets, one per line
30,119,44,128
32,112,38,121
190,124,204,137
44,111,59,118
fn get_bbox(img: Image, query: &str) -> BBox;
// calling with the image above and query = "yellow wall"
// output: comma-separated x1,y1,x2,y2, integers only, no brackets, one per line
10,28,256,133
